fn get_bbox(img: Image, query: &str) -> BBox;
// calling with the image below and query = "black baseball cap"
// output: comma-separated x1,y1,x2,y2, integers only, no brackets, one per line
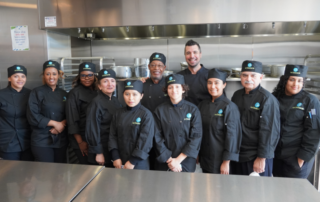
208,68,228,83
123,80,143,94
43,60,60,72
165,74,185,88
98,69,116,80
241,60,263,74
149,52,166,66
8,65,27,77
79,62,96,73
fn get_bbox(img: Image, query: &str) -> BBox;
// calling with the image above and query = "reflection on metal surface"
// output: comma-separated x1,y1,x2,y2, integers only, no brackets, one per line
73,168,320,202
0,160,104,202
0,2,37,9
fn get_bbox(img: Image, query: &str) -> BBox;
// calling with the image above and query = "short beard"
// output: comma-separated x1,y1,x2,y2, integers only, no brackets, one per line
187,61,200,69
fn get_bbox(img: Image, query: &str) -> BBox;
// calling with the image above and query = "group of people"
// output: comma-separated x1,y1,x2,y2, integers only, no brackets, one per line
0,40,319,179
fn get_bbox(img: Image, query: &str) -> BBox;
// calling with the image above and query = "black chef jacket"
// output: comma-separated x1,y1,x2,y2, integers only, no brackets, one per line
27,85,68,148
198,94,242,173
0,86,31,152
66,84,97,149
177,64,211,106
141,77,168,112
85,91,122,155
275,90,320,162
231,85,280,162
153,99,202,170
108,103,155,169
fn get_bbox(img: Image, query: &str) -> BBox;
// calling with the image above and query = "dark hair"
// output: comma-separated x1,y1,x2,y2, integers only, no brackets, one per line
185,39,201,53
272,75,306,99
72,74,98,90
7,81,11,87
163,84,190,99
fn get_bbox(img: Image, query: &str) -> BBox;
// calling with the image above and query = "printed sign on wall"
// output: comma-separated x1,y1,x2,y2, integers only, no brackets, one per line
10,25,30,51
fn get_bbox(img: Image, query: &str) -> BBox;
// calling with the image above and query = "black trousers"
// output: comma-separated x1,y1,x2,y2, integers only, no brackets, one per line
230,158,273,176
273,156,315,179
31,145,68,163
73,149,90,164
0,148,34,161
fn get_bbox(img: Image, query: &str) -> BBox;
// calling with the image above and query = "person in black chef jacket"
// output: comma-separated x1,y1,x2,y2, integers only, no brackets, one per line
230,60,280,176
27,60,68,163
85,69,122,167
108,80,155,170
66,62,98,164
0,65,33,161
272,65,320,178
154,74,202,172
177,40,211,105
141,52,169,170
198,69,242,174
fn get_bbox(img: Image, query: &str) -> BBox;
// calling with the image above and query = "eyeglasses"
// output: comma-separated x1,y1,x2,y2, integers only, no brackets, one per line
80,74,94,79
150,64,165,68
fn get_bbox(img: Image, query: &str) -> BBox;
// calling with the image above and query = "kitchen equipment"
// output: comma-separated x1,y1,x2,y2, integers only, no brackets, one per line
111,66,132,78
231,68,242,78
270,64,286,77
218,69,231,78
163,70,173,77
134,58,149,66
135,65,150,78
180,62,188,70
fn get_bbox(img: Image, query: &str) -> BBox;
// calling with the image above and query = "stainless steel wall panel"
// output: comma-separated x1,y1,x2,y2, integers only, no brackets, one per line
71,37,91,57
46,31,71,60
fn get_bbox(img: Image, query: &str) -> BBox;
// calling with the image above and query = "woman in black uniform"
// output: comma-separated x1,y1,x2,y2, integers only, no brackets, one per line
0,65,33,161
66,62,97,164
85,69,122,167
273,65,320,178
108,80,155,170
27,60,68,163
154,74,202,172
198,68,242,174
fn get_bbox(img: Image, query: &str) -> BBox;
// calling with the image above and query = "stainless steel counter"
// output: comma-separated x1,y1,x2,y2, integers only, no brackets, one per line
74,168,320,202
0,160,104,202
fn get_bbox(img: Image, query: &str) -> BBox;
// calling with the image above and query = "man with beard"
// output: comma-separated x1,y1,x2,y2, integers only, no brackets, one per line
177,40,211,105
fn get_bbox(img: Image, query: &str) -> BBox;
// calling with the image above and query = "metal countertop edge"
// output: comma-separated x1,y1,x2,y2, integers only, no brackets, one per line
69,166,105,202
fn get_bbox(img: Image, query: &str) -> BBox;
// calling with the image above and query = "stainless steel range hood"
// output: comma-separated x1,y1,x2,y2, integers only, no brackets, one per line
38,0,320,40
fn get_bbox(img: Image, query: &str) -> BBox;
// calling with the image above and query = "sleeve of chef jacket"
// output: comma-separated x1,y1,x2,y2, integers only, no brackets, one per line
153,112,172,163
297,96,320,161
85,100,103,154
66,92,81,135
27,89,50,128
108,113,119,153
223,103,242,161
257,96,280,159
181,108,203,159
130,111,155,161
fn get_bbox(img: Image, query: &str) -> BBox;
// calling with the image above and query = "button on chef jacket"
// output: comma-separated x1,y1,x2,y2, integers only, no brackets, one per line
153,99,202,171
66,84,97,149
275,90,320,162
198,94,242,173
0,86,31,152
108,103,155,169
231,85,280,162
141,77,168,112
177,64,211,106
27,85,68,148
85,91,122,157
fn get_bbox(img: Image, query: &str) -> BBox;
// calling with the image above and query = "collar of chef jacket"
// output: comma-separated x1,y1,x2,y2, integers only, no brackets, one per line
126,102,141,111
212,93,226,103
148,75,165,85
8,85,27,94
168,99,185,107
44,84,59,92
281,89,304,99
183,64,206,75
98,90,114,100
242,84,261,95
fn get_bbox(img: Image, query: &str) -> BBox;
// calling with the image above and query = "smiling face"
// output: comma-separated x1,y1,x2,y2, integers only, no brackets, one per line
207,78,226,98
184,45,202,68
148,60,166,81
167,84,185,102
240,71,263,92
123,89,143,107
98,77,116,96
8,73,26,91
80,71,95,87
285,76,304,96
44,67,59,88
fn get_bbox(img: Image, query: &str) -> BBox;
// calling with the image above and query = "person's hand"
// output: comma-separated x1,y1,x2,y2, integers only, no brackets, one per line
78,141,88,156
168,158,182,172
124,161,135,169
49,128,59,135
113,159,122,169
96,153,105,165
220,160,230,175
297,157,304,168
140,77,149,83
53,121,66,133
253,157,266,173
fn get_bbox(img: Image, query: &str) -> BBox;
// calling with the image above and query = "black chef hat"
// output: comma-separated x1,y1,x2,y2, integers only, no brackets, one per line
98,69,116,80
241,60,263,74
284,64,308,77
79,62,96,73
165,74,185,88
208,68,228,83
7,65,27,77
123,80,143,94
43,60,60,72
149,52,166,66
